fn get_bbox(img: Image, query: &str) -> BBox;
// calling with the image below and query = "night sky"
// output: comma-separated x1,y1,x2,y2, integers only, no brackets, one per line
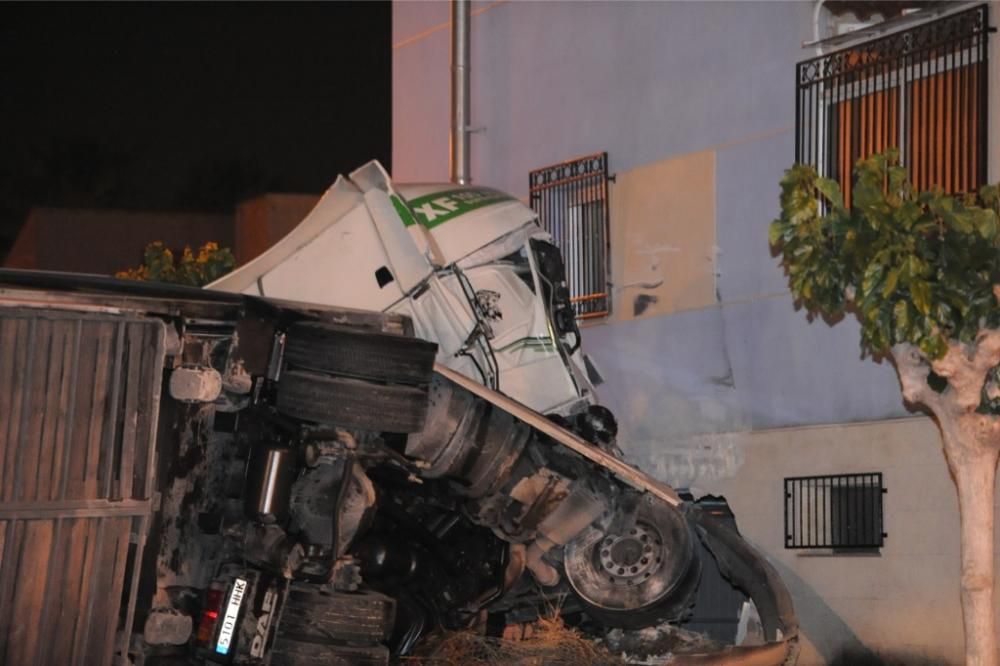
0,2,391,258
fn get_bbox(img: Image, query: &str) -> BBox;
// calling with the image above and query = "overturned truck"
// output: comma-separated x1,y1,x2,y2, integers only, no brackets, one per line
0,163,796,665
209,161,798,662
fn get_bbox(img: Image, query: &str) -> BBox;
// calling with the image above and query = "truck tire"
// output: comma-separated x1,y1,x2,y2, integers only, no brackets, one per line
563,498,702,629
276,370,428,433
278,585,395,645
284,322,437,386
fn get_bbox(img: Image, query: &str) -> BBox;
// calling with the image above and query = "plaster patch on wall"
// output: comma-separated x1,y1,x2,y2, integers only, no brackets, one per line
635,243,680,275
610,149,716,321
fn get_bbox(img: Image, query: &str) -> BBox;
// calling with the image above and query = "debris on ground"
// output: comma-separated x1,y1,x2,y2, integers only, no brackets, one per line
601,623,723,664
412,614,626,665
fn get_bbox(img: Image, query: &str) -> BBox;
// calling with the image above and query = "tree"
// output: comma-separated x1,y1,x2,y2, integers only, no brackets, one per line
117,241,235,286
770,150,1000,666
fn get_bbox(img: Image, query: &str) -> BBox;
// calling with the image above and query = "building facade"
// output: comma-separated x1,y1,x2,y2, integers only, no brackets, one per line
392,2,999,663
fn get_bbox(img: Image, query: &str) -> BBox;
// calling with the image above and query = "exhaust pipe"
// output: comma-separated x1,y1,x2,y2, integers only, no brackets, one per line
450,0,471,184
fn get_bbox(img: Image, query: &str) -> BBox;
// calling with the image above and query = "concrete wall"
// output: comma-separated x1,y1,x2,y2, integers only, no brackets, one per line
235,193,319,264
4,207,233,275
3,193,324,274
706,416,1000,665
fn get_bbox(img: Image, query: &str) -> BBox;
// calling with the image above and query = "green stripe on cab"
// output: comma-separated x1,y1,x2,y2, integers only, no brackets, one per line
401,188,516,229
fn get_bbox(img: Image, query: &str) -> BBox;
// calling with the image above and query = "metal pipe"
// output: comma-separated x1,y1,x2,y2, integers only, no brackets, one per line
450,0,471,184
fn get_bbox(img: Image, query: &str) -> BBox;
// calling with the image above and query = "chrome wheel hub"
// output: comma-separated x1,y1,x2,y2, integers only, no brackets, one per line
597,523,662,582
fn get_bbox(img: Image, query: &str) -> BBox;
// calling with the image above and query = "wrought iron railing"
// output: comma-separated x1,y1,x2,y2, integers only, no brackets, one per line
796,4,991,203
784,472,887,549
529,152,612,320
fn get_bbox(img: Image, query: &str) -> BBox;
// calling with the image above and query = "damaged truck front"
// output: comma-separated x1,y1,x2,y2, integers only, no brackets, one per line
0,164,796,665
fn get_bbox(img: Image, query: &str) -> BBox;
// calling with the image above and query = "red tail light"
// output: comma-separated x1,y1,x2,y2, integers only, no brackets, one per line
196,588,224,644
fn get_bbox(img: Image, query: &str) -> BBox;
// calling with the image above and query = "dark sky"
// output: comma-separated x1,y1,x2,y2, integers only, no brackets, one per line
0,2,391,256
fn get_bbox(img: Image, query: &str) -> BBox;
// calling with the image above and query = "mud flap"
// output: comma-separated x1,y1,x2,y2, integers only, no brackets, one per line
689,506,799,664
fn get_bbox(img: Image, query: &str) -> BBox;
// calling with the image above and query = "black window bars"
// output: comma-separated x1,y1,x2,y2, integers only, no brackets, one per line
796,4,991,204
529,152,612,320
785,473,887,550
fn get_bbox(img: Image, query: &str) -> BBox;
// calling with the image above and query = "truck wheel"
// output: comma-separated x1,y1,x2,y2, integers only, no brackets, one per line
563,498,702,629
277,585,396,645
284,322,437,386
276,370,428,433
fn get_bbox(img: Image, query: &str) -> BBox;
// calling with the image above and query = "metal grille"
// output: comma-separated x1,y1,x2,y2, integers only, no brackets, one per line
529,152,612,320
784,473,886,549
796,5,991,203
0,310,165,664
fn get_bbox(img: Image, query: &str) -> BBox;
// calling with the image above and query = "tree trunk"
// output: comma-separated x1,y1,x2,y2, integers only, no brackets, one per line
892,342,1000,666
943,434,999,666
894,341,1000,666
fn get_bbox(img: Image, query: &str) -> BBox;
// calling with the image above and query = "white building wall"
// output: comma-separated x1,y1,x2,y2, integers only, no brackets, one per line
708,417,1000,665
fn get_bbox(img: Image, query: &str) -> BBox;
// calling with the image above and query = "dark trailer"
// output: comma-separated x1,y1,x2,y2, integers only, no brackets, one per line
0,270,414,665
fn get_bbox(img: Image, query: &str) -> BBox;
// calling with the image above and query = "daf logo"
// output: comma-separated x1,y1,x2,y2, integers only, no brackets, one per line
249,585,280,657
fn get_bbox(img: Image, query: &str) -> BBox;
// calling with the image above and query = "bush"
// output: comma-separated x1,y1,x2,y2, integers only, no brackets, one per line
116,241,235,286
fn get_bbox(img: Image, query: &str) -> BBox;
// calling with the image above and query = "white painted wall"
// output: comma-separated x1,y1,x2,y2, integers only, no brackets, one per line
394,1,814,198
707,417,1000,665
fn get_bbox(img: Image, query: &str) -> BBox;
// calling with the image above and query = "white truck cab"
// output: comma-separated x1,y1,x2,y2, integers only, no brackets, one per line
210,161,601,418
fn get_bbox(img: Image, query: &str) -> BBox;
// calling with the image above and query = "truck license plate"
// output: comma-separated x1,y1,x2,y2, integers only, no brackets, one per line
215,578,248,654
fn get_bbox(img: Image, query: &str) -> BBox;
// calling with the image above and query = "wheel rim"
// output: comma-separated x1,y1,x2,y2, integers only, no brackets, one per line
597,522,663,582
564,499,697,613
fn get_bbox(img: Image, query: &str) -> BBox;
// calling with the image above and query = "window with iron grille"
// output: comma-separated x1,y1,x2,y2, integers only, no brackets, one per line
785,473,887,550
796,4,991,204
529,153,612,320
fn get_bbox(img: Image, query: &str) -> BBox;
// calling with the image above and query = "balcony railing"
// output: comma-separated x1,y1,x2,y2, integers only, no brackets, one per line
796,4,991,203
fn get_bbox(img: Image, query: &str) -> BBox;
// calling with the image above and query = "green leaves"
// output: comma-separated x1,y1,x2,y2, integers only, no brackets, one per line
882,266,901,298
910,280,931,316
815,177,846,213
771,149,1000,360
893,299,911,335
768,220,783,246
